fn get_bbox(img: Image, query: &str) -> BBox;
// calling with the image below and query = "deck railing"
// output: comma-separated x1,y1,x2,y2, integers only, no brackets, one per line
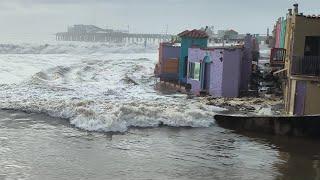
291,56,320,76
270,48,286,67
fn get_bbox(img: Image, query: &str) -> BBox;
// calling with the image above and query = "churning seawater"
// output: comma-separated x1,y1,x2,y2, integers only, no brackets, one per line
0,42,320,180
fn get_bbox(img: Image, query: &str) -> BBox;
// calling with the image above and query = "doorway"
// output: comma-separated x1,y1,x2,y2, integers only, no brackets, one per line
201,62,211,91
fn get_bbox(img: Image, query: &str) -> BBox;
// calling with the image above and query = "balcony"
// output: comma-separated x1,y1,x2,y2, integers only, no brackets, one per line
270,48,286,70
291,56,320,76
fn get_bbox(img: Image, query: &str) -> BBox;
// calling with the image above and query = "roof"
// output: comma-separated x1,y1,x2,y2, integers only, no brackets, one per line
178,29,209,39
296,14,320,19
228,29,238,33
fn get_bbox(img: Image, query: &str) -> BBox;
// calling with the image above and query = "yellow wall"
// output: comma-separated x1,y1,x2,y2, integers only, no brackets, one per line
304,82,320,115
284,15,320,115
284,15,294,113
292,16,320,56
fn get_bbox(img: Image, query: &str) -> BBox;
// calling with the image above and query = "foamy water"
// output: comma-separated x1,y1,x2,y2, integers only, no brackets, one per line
0,42,224,132
1,42,319,180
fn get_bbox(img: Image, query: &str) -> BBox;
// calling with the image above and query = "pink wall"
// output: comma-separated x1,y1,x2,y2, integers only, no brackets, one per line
275,19,281,48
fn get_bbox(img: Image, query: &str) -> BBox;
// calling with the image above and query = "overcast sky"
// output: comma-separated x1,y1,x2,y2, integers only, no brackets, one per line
1,0,320,42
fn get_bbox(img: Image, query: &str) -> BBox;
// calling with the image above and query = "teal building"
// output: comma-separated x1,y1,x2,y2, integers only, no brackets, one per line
178,30,208,84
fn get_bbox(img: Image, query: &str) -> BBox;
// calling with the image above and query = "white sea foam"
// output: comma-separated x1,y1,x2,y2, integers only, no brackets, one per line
0,42,218,132
0,42,157,54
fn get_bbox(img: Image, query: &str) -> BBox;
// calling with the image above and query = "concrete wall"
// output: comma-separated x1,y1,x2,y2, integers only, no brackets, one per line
215,114,320,137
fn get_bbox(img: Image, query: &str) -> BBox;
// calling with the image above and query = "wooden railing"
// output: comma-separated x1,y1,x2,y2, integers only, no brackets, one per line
270,48,286,67
291,56,320,76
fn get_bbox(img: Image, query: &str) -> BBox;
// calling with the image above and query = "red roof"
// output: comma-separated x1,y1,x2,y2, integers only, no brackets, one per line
178,29,209,38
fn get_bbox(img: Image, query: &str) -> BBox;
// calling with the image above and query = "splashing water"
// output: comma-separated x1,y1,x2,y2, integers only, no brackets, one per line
0,42,224,132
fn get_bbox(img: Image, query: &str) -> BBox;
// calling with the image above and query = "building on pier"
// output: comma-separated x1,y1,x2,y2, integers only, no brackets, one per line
56,25,172,43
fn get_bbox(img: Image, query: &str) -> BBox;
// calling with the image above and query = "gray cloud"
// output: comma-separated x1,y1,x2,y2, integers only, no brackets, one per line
0,0,320,42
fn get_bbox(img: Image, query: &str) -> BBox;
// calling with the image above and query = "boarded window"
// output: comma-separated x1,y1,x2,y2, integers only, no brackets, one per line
189,62,201,80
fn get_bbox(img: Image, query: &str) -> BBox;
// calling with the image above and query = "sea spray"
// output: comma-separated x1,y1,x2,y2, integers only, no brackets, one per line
0,43,219,132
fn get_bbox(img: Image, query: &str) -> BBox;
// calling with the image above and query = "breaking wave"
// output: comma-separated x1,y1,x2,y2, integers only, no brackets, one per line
0,42,157,54
0,54,221,132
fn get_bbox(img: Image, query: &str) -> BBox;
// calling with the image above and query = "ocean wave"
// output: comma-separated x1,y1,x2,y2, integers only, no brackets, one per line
0,42,158,54
0,56,218,133
0,93,216,133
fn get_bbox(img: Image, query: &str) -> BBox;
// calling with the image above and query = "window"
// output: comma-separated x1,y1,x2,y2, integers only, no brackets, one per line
189,62,201,81
305,36,320,56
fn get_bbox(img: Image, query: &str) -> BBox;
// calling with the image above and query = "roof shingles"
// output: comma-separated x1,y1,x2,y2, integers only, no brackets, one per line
178,29,209,39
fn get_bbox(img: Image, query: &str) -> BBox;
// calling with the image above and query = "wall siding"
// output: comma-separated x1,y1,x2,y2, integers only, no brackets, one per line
179,38,207,83
159,43,180,80
209,49,224,97
222,49,242,97
305,82,320,115
188,48,243,97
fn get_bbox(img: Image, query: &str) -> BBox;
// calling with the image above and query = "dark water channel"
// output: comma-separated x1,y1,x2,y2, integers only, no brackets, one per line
0,110,319,180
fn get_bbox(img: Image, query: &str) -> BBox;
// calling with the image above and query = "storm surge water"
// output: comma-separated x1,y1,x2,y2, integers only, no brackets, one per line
0,42,220,132
1,42,320,180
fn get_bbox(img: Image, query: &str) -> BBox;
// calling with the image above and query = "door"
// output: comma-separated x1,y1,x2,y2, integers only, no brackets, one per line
294,81,306,116
200,62,211,91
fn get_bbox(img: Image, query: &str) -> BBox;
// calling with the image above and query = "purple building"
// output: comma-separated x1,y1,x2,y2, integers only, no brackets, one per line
187,35,254,97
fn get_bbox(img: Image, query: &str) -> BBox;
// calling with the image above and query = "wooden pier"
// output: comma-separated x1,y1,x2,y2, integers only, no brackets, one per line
56,32,172,43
